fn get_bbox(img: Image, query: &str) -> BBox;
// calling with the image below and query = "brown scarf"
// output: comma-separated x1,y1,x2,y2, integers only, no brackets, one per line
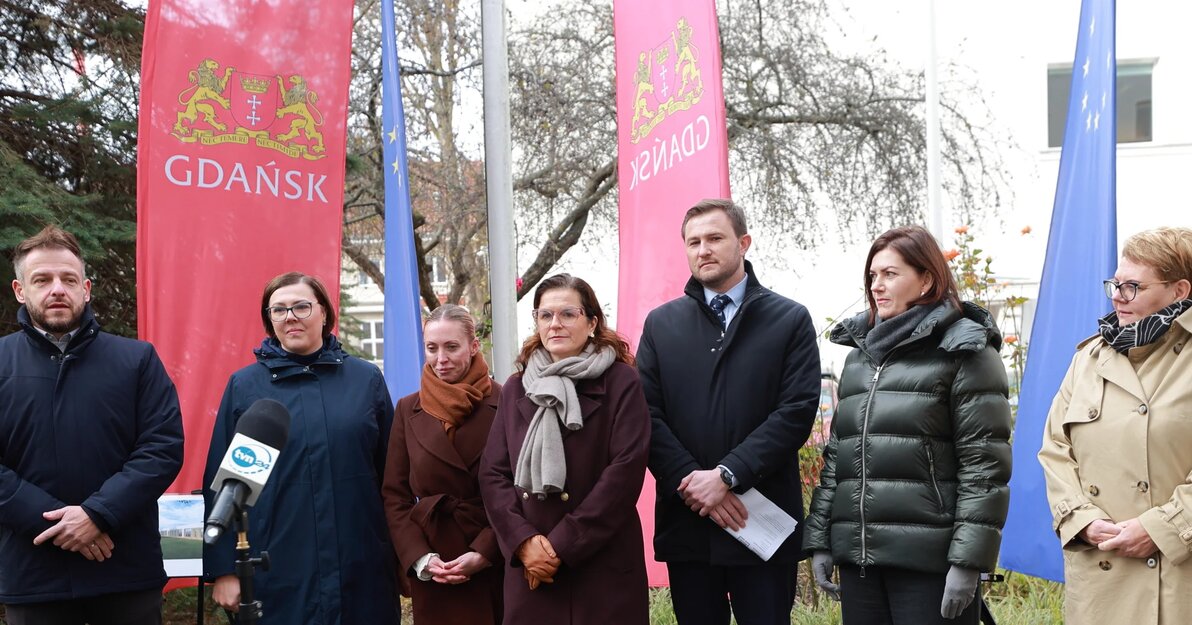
419,350,492,440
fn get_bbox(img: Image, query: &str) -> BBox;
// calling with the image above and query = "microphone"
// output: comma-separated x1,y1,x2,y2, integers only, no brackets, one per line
204,398,290,545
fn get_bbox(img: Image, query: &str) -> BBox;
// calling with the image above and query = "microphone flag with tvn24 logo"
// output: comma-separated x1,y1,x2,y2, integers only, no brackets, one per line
137,0,355,494
613,0,731,586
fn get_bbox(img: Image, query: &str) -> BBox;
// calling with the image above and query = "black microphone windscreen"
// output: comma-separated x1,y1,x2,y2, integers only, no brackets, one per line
235,398,291,450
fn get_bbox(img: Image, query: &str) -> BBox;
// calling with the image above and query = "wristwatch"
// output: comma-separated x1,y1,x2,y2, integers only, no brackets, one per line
718,465,735,488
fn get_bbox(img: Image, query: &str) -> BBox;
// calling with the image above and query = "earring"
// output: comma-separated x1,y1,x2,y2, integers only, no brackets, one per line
920,291,926,297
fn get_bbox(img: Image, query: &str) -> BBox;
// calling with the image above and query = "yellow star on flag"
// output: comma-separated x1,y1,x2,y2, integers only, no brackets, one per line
391,157,401,175
387,126,398,144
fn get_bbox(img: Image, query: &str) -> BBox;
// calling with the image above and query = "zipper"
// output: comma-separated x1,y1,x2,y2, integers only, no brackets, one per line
926,443,944,513
53,353,72,386
849,317,931,571
859,362,883,569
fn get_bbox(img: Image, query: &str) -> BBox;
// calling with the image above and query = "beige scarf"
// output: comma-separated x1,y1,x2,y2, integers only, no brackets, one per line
515,344,615,498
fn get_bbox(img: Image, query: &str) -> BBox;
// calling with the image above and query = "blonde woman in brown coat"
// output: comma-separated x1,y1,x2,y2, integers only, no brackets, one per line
1040,227,1192,625
383,305,503,624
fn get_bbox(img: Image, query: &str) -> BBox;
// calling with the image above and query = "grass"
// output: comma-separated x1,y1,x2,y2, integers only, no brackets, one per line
983,569,1065,625
0,566,1062,625
643,565,1062,625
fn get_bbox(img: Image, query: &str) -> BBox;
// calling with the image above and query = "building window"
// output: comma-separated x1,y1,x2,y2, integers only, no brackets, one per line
1047,61,1153,147
359,320,384,360
430,256,448,286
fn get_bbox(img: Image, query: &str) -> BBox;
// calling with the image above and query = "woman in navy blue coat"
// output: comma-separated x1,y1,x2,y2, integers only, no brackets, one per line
202,272,398,625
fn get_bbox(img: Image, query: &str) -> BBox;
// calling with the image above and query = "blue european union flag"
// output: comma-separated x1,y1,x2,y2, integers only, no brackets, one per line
1000,0,1117,582
380,0,424,404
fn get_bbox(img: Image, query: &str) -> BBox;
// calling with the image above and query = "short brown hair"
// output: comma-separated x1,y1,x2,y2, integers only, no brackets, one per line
259,272,337,340
515,273,634,370
681,199,748,239
12,225,85,280
1122,227,1192,284
425,304,478,341
863,225,961,325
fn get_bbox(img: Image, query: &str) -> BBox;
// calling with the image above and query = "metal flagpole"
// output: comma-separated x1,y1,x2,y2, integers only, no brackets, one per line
481,0,518,381
925,0,945,243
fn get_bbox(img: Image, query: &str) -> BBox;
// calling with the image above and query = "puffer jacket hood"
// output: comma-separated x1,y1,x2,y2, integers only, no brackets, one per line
804,300,1012,574
830,300,1004,356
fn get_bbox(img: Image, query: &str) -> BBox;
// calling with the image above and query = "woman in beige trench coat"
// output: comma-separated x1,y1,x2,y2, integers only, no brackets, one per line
1040,226,1192,625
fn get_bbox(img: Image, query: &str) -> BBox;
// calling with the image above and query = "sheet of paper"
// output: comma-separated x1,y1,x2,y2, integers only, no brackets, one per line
723,488,798,561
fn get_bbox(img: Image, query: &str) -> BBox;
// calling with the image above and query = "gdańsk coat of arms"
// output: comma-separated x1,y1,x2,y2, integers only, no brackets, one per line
171,58,326,160
630,17,705,144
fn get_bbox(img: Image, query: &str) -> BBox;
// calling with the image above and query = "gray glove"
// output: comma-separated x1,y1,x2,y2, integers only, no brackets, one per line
940,566,979,619
811,550,840,601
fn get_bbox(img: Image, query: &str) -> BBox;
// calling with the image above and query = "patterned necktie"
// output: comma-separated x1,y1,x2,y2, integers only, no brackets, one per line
709,293,732,329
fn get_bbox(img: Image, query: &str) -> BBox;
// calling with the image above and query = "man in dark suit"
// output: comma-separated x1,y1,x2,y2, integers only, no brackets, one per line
638,199,821,625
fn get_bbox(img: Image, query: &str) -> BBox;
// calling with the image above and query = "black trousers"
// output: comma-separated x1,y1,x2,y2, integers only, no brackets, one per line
838,564,981,625
667,560,797,625
4,588,162,625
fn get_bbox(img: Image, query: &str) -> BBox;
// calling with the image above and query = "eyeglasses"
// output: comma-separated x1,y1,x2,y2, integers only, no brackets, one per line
1102,279,1171,302
532,307,588,325
266,301,316,322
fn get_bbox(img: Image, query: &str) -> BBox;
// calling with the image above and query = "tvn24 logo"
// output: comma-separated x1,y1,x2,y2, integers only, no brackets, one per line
231,444,274,475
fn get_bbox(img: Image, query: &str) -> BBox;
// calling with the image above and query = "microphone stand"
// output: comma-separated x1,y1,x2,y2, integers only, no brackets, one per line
233,507,270,624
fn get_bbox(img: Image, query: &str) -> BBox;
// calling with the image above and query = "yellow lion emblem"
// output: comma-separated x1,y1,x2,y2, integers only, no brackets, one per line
673,17,702,99
173,59,234,136
630,52,655,140
275,74,325,154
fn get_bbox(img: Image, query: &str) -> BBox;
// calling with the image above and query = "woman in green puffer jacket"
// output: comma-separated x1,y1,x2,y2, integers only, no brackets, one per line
803,225,1012,625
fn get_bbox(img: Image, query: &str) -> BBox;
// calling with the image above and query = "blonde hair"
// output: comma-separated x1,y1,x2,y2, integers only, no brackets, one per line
1122,227,1192,283
425,304,477,341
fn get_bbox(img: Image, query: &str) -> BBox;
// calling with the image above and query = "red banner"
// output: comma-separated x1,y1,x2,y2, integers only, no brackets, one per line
613,0,731,586
137,0,354,494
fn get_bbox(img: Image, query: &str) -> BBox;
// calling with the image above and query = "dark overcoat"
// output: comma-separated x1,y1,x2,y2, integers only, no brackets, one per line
0,306,184,603
202,336,398,625
383,382,504,625
479,362,650,625
637,262,822,565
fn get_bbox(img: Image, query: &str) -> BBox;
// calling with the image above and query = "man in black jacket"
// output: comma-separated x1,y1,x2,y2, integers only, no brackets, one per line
0,226,184,625
638,199,821,625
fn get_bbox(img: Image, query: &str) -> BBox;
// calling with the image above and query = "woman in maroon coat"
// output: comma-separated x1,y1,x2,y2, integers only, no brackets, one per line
383,304,503,624
480,274,651,625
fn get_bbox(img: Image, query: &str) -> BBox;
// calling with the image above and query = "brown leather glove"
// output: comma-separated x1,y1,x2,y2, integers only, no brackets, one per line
516,534,560,588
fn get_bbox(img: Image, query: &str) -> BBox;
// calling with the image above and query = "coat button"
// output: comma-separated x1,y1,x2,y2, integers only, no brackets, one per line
560,492,570,502
1088,485,1100,496
1146,557,1158,569
521,492,529,501
1137,481,1149,493
1088,408,1099,419
303,366,310,372
272,374,278,379
1098,560,1112,571
1176,343,1184,355
1139,404,1148,415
